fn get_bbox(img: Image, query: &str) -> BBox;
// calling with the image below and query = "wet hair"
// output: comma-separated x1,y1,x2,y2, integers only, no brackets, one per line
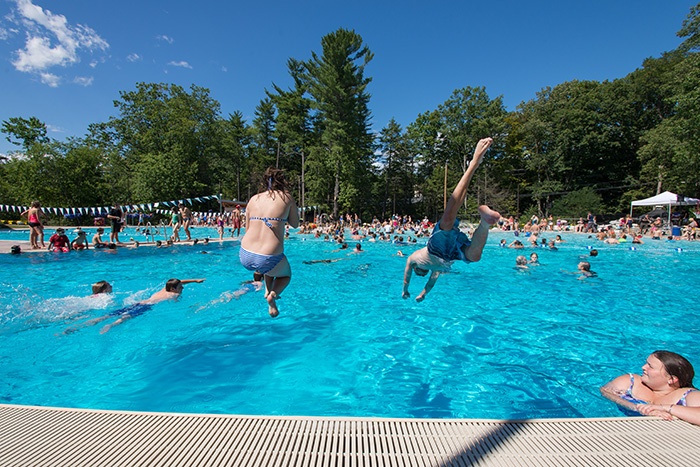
261,167,290,193
579,261,591,271
589,249,598,257
653,350,695,388
92,280,111,294
516,256,528,266
97,228,104,234
165,279,182,292
10,245,21,255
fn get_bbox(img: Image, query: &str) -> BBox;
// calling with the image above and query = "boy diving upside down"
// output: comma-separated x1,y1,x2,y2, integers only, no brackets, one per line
402,137,500,302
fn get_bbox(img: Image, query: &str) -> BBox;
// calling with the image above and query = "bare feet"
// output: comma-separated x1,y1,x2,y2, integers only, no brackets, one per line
266,291,279,318
471,137,493,167
478,205,501,226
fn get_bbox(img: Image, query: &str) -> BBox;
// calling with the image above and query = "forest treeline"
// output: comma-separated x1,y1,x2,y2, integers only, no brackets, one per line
2,5,699,223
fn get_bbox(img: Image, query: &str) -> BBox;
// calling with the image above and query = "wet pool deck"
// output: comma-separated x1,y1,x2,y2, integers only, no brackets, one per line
1,404,699,466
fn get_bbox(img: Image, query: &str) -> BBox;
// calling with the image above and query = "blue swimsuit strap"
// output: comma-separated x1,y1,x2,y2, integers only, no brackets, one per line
250,216,288,229
678,388,699,406
628,375,698,406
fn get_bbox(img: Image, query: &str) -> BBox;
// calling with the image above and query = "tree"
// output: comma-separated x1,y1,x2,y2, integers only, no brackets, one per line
216,111,251,201
377,119,415,218
305,28,375,217
102,82,222,202
1,116,49,150
249,97,277,188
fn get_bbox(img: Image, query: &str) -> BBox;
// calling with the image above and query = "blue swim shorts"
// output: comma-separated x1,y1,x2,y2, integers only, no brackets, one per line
427,219,472,262
109,303,152,318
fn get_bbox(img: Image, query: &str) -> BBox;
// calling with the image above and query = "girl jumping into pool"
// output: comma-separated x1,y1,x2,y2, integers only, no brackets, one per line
402,137,500,302
239,167,299,317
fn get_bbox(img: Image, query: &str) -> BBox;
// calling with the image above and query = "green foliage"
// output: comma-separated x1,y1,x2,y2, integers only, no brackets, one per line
1,116,49,150
551,187,604,218
305,28,375,217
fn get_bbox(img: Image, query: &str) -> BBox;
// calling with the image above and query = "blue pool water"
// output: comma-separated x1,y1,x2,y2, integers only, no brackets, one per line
1,226,699,420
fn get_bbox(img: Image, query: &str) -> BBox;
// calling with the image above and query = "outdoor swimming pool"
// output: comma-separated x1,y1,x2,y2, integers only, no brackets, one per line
1,226,698,420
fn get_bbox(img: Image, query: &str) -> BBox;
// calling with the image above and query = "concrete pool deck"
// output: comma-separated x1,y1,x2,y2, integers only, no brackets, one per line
1,404,699,466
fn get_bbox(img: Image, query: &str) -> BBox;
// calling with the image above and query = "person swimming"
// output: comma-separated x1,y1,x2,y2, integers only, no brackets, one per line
64,278,205,334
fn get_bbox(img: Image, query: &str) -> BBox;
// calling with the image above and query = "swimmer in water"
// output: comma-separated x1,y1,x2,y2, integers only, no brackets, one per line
64,278,205,334
196,273,263,312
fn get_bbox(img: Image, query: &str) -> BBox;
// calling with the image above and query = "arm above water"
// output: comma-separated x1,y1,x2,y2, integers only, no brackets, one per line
402,254,416,298
180,279,206,285
416,271,441,302
600,374,641,414
637,392,700,425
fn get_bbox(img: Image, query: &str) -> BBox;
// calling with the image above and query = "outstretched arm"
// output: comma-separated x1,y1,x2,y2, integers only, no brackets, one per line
416,271,441,302
180,279,205,284
402,258,414,298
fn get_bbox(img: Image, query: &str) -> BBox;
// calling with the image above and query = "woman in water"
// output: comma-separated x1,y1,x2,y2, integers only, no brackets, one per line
239,167,299,317
21,200,46,249
601,350,700,425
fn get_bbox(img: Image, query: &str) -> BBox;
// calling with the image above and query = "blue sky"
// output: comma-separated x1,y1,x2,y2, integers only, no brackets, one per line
0,0,696,156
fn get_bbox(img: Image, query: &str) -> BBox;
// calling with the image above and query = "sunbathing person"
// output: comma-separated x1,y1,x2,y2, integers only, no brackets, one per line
601,351,700,425
402,138,500,302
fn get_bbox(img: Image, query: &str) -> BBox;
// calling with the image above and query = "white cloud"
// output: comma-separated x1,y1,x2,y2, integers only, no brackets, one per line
39,71,59,87
127,53,141,62
73,76,93,86
9,0,108,84
168,60,192,69
221,66,228,72
46,124,65,133
156,34,174,44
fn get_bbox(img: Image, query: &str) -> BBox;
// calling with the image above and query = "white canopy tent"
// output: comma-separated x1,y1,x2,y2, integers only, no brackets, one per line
630,191,700,225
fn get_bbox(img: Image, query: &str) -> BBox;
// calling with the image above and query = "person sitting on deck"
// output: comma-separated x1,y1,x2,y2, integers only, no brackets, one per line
601,351,700,426
49,228,71,252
